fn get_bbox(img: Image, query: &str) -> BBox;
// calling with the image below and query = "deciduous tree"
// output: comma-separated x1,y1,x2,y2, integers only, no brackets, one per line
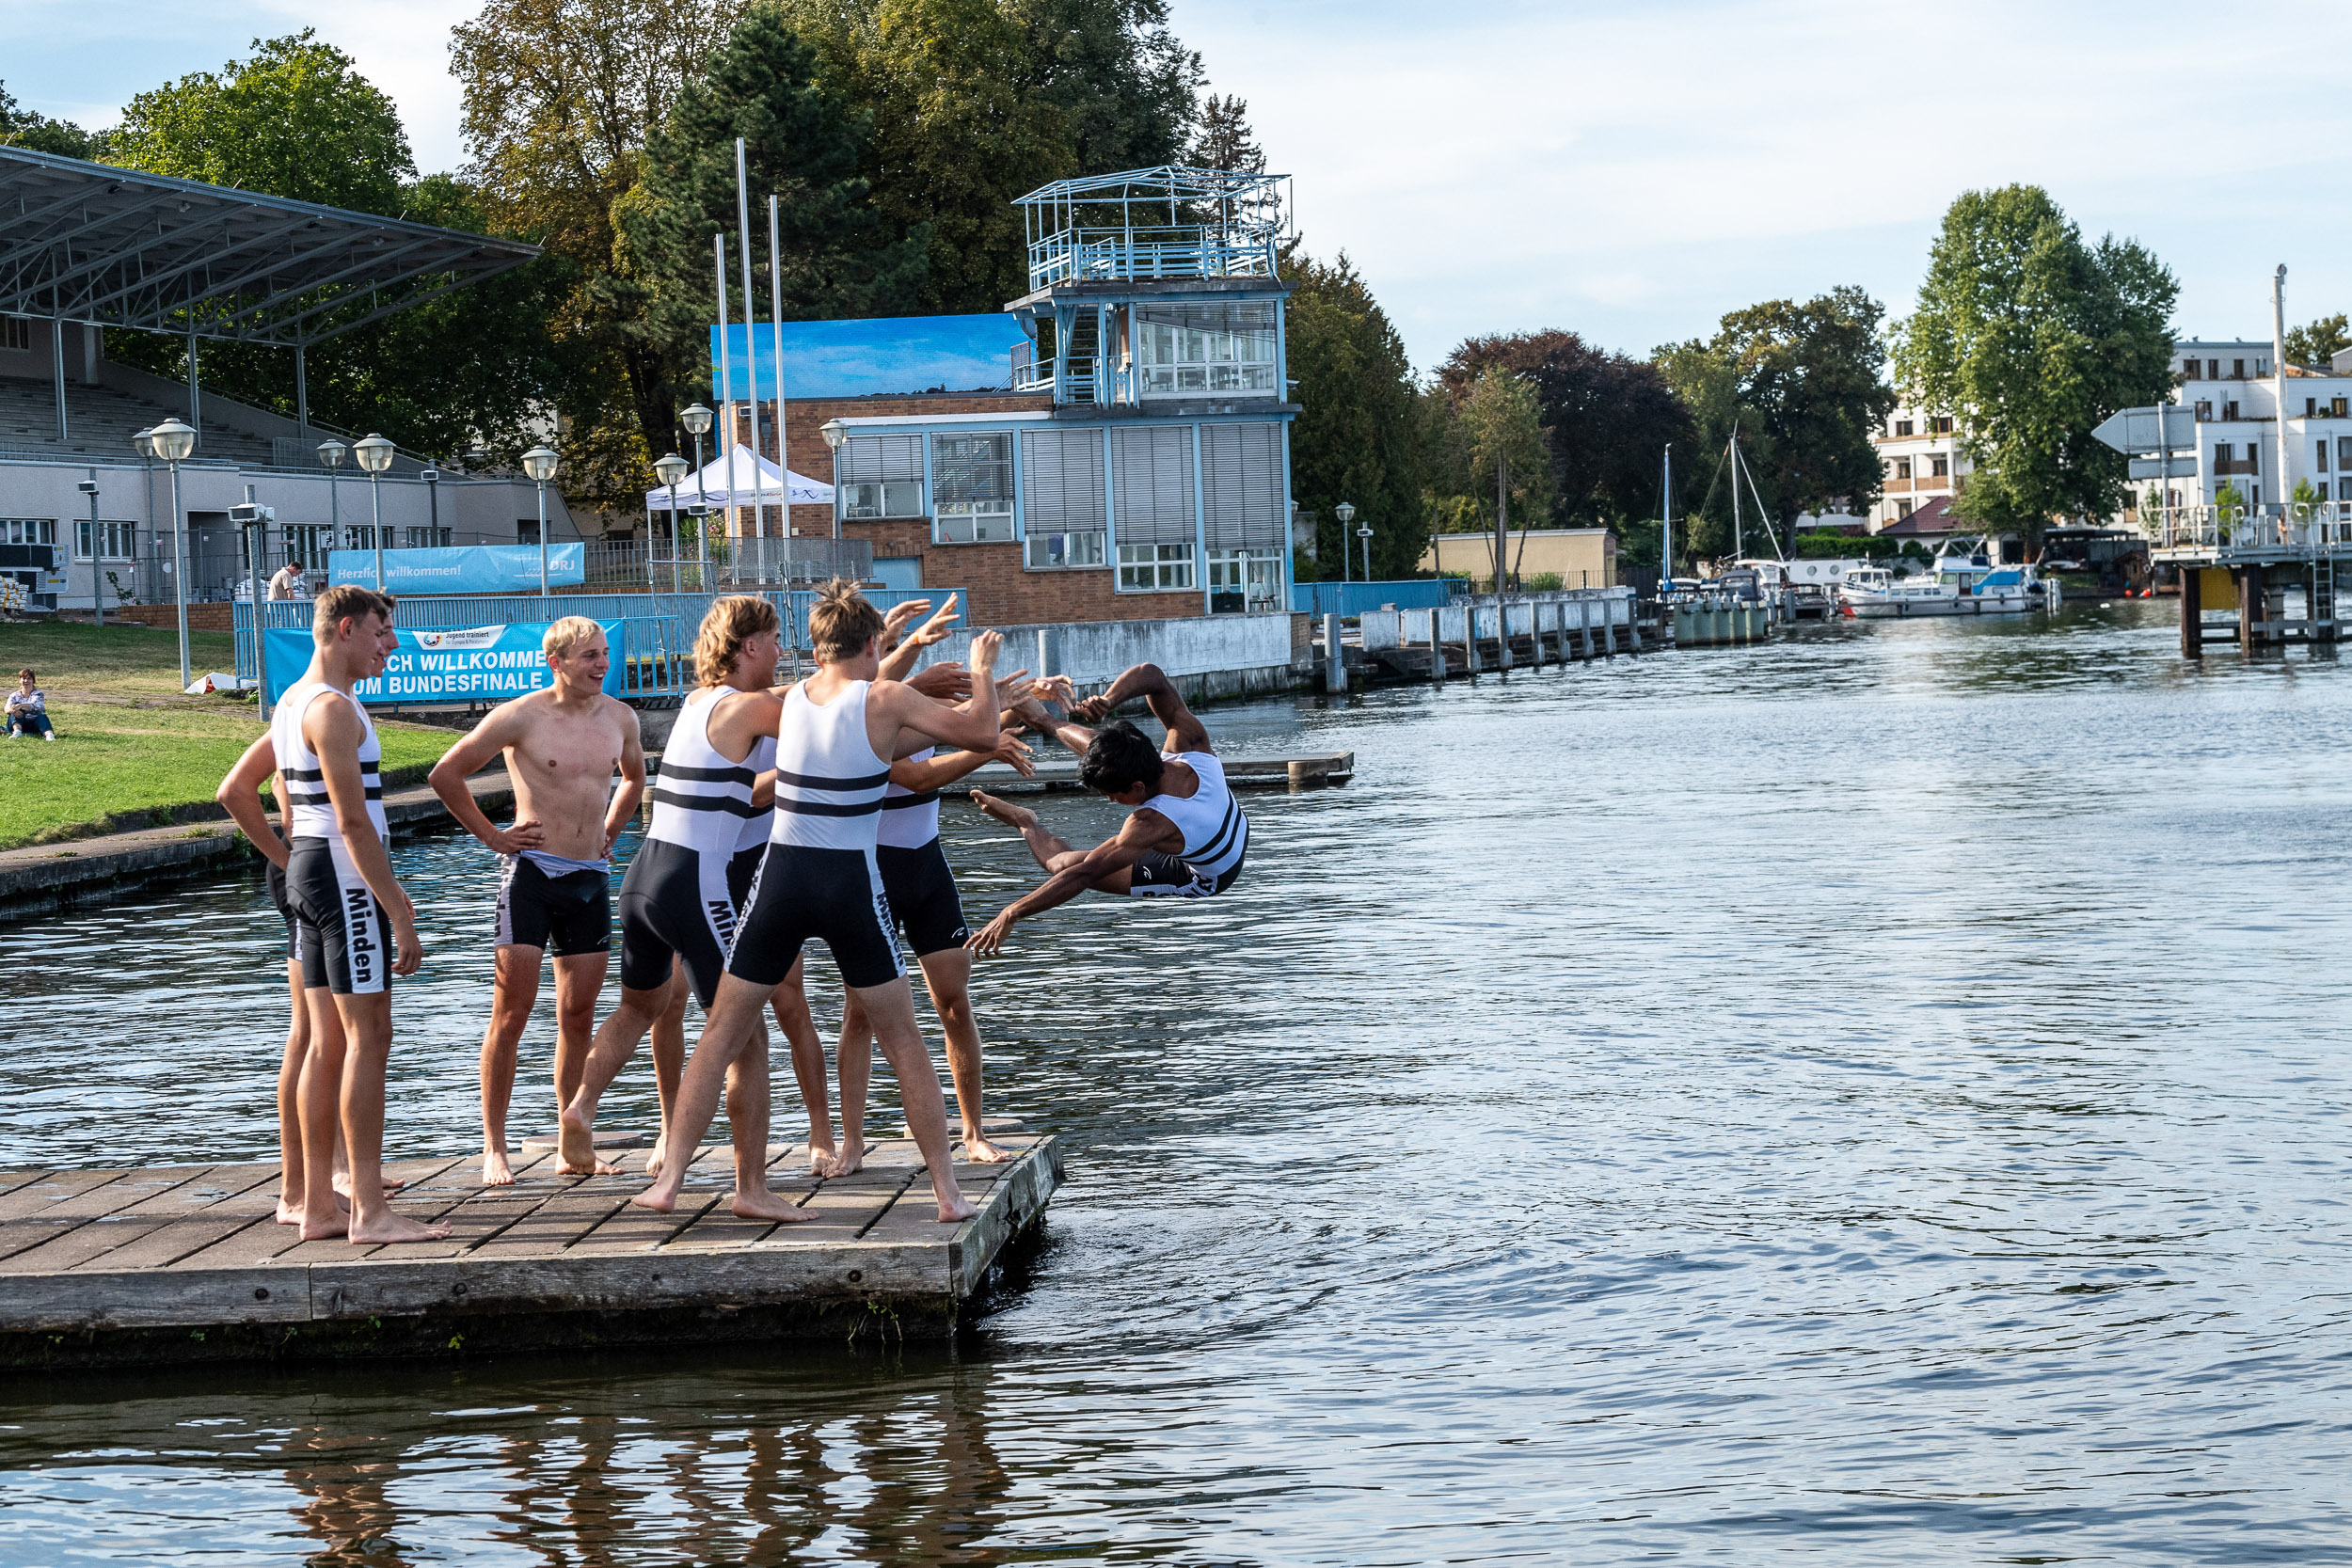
1892,184,2176,546
0,82,103,159
1284,251,1422,578
2286,313,2349,370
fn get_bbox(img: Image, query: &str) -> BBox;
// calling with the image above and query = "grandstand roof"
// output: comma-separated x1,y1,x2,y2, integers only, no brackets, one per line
0,145,538,348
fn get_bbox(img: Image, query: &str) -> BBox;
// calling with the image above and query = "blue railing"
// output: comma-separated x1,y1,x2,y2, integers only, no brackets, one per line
1290,579,1454,618
234,587,963,699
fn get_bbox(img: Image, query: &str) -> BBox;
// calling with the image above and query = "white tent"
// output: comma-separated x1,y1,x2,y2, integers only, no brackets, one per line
644,444,834,512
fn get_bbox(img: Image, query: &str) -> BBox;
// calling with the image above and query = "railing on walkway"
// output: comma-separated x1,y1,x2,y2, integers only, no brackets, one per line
592,537,875,591
1290,579,1454,618
2143,501,2352,554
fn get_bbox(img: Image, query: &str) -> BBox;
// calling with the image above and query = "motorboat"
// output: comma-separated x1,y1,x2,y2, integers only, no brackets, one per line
1838,560,2060,617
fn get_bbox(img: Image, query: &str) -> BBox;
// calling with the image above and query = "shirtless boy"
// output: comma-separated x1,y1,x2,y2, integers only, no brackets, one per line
429,616,645,1183
631,582,1009,1223
967,661,1248,956
265,585,447,1243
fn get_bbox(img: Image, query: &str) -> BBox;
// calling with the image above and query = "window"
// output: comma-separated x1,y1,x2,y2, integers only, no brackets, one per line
2341,478,2352,501
0,316,27,354
2338,436,2352,469
405,527,451,547
1200,422,1287,561
1207,549,1282,613
74,520,136,560
1,518,56,545
2182,356,2201,379
930,432,1014,542
2336,398,2349,418
1894,419,1914,437
2224,401,2239,421
2320,441,2332,473
1020,428,1107,570
1930,454,1950,478
2195,400,2212,421
287,525,333,569
1932,416,1954,435
2308,398,2319,418
2257,358,2269,376
2207,359,2219,379
836,434,926,520
1118,542,1195,590
1134,302,1279,397
2214,443,2232,468
1895,457,1913,480
2233,358,2247,379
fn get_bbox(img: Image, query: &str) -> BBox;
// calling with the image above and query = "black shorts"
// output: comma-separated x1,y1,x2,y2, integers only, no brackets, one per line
496,857,612,957
877,839,968,958
286,837,394,996
727,844,903,991
726,844,766,912
264,859,298,963
617,837,736,1007
1128,843,1247,900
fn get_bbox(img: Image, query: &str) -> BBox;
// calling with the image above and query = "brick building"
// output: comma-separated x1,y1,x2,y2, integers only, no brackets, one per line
707,166,1299,628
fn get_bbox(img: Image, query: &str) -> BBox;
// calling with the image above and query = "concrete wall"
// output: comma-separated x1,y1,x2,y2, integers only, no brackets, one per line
1422,529,1615,588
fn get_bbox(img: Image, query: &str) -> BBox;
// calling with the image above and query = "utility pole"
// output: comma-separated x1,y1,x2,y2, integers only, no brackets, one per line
1495,451,1508,594
1661,445,1673,588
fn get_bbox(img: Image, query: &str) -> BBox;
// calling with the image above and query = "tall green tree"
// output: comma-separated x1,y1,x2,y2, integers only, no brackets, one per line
612,6,927,459
0,81,104,159
1656,287,1893,559
109,32,414,213
2286,313,2350,370
1285,251,1422,578
1892,184,2176,546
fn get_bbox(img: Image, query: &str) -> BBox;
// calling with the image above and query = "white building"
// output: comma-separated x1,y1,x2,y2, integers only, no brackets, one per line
1868,402,1972,533
2152,338,2352,515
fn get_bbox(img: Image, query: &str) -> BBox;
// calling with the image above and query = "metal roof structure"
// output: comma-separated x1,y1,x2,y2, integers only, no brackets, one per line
0,145,539,348
1013,166,1289,292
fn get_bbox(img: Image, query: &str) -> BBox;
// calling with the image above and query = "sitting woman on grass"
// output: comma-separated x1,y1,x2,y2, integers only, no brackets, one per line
7,668,55,740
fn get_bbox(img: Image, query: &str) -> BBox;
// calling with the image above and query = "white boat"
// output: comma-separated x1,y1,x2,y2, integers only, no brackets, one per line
1838,559,2059,618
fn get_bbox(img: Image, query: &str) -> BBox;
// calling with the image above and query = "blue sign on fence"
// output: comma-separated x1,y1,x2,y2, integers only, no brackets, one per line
262,621,624,707
327,545,585,594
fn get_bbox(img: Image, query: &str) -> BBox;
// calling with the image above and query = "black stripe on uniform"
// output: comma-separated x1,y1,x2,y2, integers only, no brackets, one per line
648,787,763,817
773,766,890,792
653,761,756,785
881,792,941,810
1192,800,1247,866
773,797,886,817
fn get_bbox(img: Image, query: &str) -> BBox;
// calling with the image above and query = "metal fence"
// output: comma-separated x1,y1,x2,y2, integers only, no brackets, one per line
232,585,962,698
2142,501,2352,554
1289,579,1454,618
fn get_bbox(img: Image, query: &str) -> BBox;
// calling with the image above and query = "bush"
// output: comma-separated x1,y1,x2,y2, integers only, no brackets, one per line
1526,572,1564,591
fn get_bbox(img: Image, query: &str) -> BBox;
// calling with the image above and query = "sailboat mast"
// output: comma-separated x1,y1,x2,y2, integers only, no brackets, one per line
1661,444,1673,581
1729,426,1743,561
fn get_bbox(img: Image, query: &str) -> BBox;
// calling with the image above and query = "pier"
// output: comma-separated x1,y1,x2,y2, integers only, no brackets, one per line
0,1136,1059,1369
2147,506,2350,655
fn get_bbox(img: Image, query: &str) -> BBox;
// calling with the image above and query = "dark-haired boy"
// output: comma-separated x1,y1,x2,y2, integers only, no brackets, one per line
967,662,1248,956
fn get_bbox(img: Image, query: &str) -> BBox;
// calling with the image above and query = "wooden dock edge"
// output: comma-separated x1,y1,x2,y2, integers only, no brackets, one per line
0,1138,1063,1371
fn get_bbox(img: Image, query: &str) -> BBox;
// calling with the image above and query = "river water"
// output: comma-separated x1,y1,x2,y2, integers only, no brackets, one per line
2,602,2347,1565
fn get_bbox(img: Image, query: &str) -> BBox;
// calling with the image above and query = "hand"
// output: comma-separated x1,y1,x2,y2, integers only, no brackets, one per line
1031,674,1077,709
966,908,1018,957
1068,693,1113,723
487,817,546,856
391,911,423,976
907,661,972,701
968,628,1002,680
602,817,626,855
879,599,932,653
993,731,1036,778
993,668,1038,707
910,592,961,647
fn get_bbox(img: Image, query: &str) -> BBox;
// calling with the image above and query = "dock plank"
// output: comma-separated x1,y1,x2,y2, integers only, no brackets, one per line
0,1169,132,1223
0,1217,173,1275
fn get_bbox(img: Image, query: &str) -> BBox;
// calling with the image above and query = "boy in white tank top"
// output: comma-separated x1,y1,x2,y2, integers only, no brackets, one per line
256,586,450,1244
967,661,1248,955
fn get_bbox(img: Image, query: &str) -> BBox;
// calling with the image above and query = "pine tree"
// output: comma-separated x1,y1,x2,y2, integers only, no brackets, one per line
1189,93,1263,170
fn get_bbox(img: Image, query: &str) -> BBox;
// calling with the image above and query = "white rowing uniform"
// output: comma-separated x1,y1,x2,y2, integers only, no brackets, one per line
271,678,393,992
617,684,758,1006
1129,750,1248,899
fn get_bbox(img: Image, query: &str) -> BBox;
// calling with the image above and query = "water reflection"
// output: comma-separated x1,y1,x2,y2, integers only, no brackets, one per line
3,603,2350,1562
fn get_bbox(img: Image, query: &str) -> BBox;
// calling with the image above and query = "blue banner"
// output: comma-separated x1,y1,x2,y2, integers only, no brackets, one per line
327,544,584,595
262,621,624,707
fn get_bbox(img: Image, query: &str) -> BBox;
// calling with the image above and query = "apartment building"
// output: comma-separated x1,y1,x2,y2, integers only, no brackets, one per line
1869,403,1971,533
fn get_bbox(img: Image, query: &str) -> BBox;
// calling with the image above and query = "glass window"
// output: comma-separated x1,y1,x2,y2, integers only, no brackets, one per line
1135,303,1279,398
931,433,1014,543
74,520,136,561
1025,530,1105,569
841,479,925,520
287,525,333,569
405,527,452,547
1,519,56,546
2340,478,2352,501
1207,549,1282,612
1117,542,1195,591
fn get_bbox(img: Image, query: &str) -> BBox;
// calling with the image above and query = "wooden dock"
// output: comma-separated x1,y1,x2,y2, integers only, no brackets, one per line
958,748,1353,795
0,1135,1060,1369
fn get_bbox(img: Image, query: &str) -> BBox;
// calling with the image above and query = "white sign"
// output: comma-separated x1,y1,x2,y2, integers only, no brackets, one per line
2128,454,2200,480
2093,404,2198,455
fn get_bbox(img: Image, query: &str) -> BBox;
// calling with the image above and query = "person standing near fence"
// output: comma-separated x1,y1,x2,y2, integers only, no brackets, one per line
428,617,645,1184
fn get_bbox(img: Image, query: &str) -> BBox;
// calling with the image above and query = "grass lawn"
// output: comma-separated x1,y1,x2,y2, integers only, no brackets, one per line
0,620,454,848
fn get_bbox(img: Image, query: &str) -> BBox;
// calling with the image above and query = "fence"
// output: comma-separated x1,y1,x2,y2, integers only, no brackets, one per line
601,536,874,591
1290,579,1454,618
1359,590,1633,653
233,585,960,698
2141,501,2352,555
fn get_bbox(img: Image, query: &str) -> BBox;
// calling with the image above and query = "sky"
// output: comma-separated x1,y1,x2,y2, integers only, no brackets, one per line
7,0,2351,372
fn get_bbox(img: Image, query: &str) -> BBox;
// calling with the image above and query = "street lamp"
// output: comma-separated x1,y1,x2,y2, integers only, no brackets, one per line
681,404,713,591
353,434,396,590
318,438,347,580
1333,502,1357,584
421,465,441,546
133,428,157,615
654,451,690,594
521,445,560,597
77,476,102,627
1358,517,1375,584
148,417,198,689
821,420,849,544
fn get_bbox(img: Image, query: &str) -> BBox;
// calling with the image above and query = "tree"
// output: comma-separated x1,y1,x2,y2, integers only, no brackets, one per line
2286,313,2350,370
1892,184,2176,546
1284,251,1422,578
613,7,927,461
1190,92,1262,170
108,32,414,214
1439,330,1692,544
0,81,103,159
1656,287,1894,559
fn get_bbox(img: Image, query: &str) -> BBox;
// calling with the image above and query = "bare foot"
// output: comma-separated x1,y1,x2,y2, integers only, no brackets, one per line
961,1131,1012,1164
933,1193,978,1224
630,1180,680,1213
969,789,1037,832
346,1211,453,1244
331,1172,404,1197
806,1141,838,1176
283,1192,350,1224
556,1105,601,1176
483,1148,514,1187
825,1141,866,1178
644,1147,665,1180
298,1208,349,1241
732,1189,820,1222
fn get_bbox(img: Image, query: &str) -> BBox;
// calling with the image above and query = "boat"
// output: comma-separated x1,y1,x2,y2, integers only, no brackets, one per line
1837,554,2061,618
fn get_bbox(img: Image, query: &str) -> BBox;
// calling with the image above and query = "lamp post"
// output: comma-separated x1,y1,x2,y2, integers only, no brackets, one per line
133,428,156,610
654,451,690,594
148,417,198,689
353,434,395,590
681,404,713,592
422,465,441,546
821,419,848,546
318,437,347,582
1333,501,1356,585
522,446,560,597
1359,517,1375,585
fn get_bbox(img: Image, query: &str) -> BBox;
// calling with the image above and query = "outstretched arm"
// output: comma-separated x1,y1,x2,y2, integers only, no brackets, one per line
1068,662,1209,753
870,629,1005,754
890,731,1035,792
967,810,1173,956
878,593,959,682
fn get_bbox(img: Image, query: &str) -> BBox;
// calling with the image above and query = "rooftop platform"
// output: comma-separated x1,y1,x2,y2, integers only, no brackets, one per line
0,1135,1060,1370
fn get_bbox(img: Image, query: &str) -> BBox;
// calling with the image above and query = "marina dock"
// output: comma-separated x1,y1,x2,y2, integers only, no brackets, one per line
0,1135,1060,1369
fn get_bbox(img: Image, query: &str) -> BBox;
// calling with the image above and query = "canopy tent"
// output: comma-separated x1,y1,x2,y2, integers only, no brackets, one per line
644,445,834,512
0,145,539,347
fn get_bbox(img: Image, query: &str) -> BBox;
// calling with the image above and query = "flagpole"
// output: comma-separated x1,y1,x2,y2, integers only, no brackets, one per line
736,138,767,556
